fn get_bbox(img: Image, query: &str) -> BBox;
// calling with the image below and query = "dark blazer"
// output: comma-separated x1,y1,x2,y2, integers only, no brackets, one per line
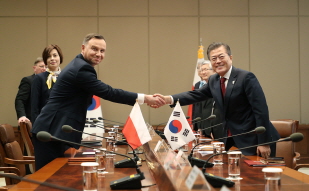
31,54,137,147
15,74,35,120
192,81,202,131
31,72,53,123
172,66,280,156
200,100,224,139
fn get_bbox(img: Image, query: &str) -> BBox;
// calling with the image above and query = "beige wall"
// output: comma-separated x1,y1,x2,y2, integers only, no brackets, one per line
0,0,308,126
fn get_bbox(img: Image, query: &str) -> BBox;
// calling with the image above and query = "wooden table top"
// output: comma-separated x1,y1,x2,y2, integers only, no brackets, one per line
9,134,309,191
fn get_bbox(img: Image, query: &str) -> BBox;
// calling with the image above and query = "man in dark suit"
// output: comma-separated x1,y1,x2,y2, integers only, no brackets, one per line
192,63,204,131
15,57,46,125
31,33,165,170
154,42,280,159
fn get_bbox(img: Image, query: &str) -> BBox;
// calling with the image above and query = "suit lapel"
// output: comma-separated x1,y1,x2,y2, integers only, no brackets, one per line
224,67,238,112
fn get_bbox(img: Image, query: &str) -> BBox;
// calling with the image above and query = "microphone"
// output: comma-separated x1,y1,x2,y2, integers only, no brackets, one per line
191,115,216,125
0,173,81,191
87,120,125,138
37,131,145,190
97,117,124,125
92,119,123,129
85,121,127,145
201,132,304,188
200,122,223,131
62,125,138,168
188,126,266,168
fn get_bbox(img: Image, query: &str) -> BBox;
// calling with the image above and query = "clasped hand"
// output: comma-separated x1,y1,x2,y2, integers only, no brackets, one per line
144,94,171,108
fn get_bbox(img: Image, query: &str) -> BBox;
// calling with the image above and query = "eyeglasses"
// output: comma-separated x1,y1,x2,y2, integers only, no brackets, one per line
210,54,227,63
200,68,212,72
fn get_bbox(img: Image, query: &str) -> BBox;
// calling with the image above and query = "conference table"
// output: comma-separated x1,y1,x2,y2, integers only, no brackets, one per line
9,133,309,191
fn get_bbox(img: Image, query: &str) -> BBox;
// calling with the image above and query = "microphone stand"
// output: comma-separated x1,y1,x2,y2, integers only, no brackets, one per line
202,132,303,172
188,127,265,167
62,126,138,168
37,131,145,190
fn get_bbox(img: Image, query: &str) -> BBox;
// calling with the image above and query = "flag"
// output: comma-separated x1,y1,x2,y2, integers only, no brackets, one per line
164,102,196,150
122,102,152,149
187,43,205,124
84,95,104,139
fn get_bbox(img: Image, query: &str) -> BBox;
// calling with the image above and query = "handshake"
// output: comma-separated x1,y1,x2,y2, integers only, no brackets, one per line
144,94,172,108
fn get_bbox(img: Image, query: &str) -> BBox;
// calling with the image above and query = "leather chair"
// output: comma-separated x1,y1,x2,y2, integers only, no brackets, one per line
19,122,35,173
0,124,35,177
271,120,299,168
19,122,34,156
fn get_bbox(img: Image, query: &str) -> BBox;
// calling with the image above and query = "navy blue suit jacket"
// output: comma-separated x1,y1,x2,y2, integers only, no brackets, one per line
172,66,280,155
31,54,137,148
31,72,53,123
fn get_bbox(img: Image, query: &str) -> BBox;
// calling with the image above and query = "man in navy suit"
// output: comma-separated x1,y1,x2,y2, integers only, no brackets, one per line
154,42,280,159
15,57,46,125
32,33,165,170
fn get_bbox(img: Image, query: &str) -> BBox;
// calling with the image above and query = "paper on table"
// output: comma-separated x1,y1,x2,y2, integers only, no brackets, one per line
83,152,95,155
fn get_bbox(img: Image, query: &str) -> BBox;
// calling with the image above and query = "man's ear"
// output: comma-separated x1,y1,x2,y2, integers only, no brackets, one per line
81,44,85,53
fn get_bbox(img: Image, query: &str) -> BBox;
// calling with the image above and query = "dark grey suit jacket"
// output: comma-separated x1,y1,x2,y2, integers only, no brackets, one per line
31,54,137,148
15,74,35,120
172,66,280,155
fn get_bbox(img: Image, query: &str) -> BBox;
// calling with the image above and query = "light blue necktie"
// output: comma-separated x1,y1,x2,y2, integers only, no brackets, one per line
199,81,205,88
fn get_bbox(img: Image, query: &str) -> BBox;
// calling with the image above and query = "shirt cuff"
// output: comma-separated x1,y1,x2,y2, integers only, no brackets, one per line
169,95,174,105
137,93,144,105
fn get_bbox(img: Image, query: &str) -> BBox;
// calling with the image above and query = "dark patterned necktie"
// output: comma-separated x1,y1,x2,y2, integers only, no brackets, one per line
220,77,226,97
221,77,232,136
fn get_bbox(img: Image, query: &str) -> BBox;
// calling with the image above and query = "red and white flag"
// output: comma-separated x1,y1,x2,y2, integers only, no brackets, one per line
122,102,152,149
187,43,205,123
164,102,196,150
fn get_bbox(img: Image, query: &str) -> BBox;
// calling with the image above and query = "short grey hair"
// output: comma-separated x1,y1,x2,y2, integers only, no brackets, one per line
200,60,212,69
34,57,43,65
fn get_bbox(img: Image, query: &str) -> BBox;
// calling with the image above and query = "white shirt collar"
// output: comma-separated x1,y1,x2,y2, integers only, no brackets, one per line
221,66,232,80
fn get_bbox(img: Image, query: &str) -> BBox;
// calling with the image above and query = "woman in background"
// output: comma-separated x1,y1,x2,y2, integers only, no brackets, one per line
31,44,63,123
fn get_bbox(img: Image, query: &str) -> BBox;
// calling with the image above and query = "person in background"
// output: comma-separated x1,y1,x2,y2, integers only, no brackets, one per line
31,44,63,123
31,33,165,170
152,42,280,159
198,60,223,139
192,62,205,131
15,57,46,125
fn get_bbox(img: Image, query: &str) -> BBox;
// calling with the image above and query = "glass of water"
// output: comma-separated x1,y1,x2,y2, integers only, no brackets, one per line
212,142,224,164
81,162,99,191
227,151,243,180
95,149,107,174
262,167,282,191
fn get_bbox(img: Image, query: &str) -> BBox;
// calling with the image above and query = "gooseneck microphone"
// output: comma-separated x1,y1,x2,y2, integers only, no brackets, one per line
200,132,304,188
191,115,216,125
97,117,124,125
88,120,125,137
200,122,223,131
188,126,266,167
37,131,145,190
62,125,137,168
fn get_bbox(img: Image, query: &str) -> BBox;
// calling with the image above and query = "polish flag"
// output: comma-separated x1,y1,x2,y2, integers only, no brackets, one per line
122,102,152,149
